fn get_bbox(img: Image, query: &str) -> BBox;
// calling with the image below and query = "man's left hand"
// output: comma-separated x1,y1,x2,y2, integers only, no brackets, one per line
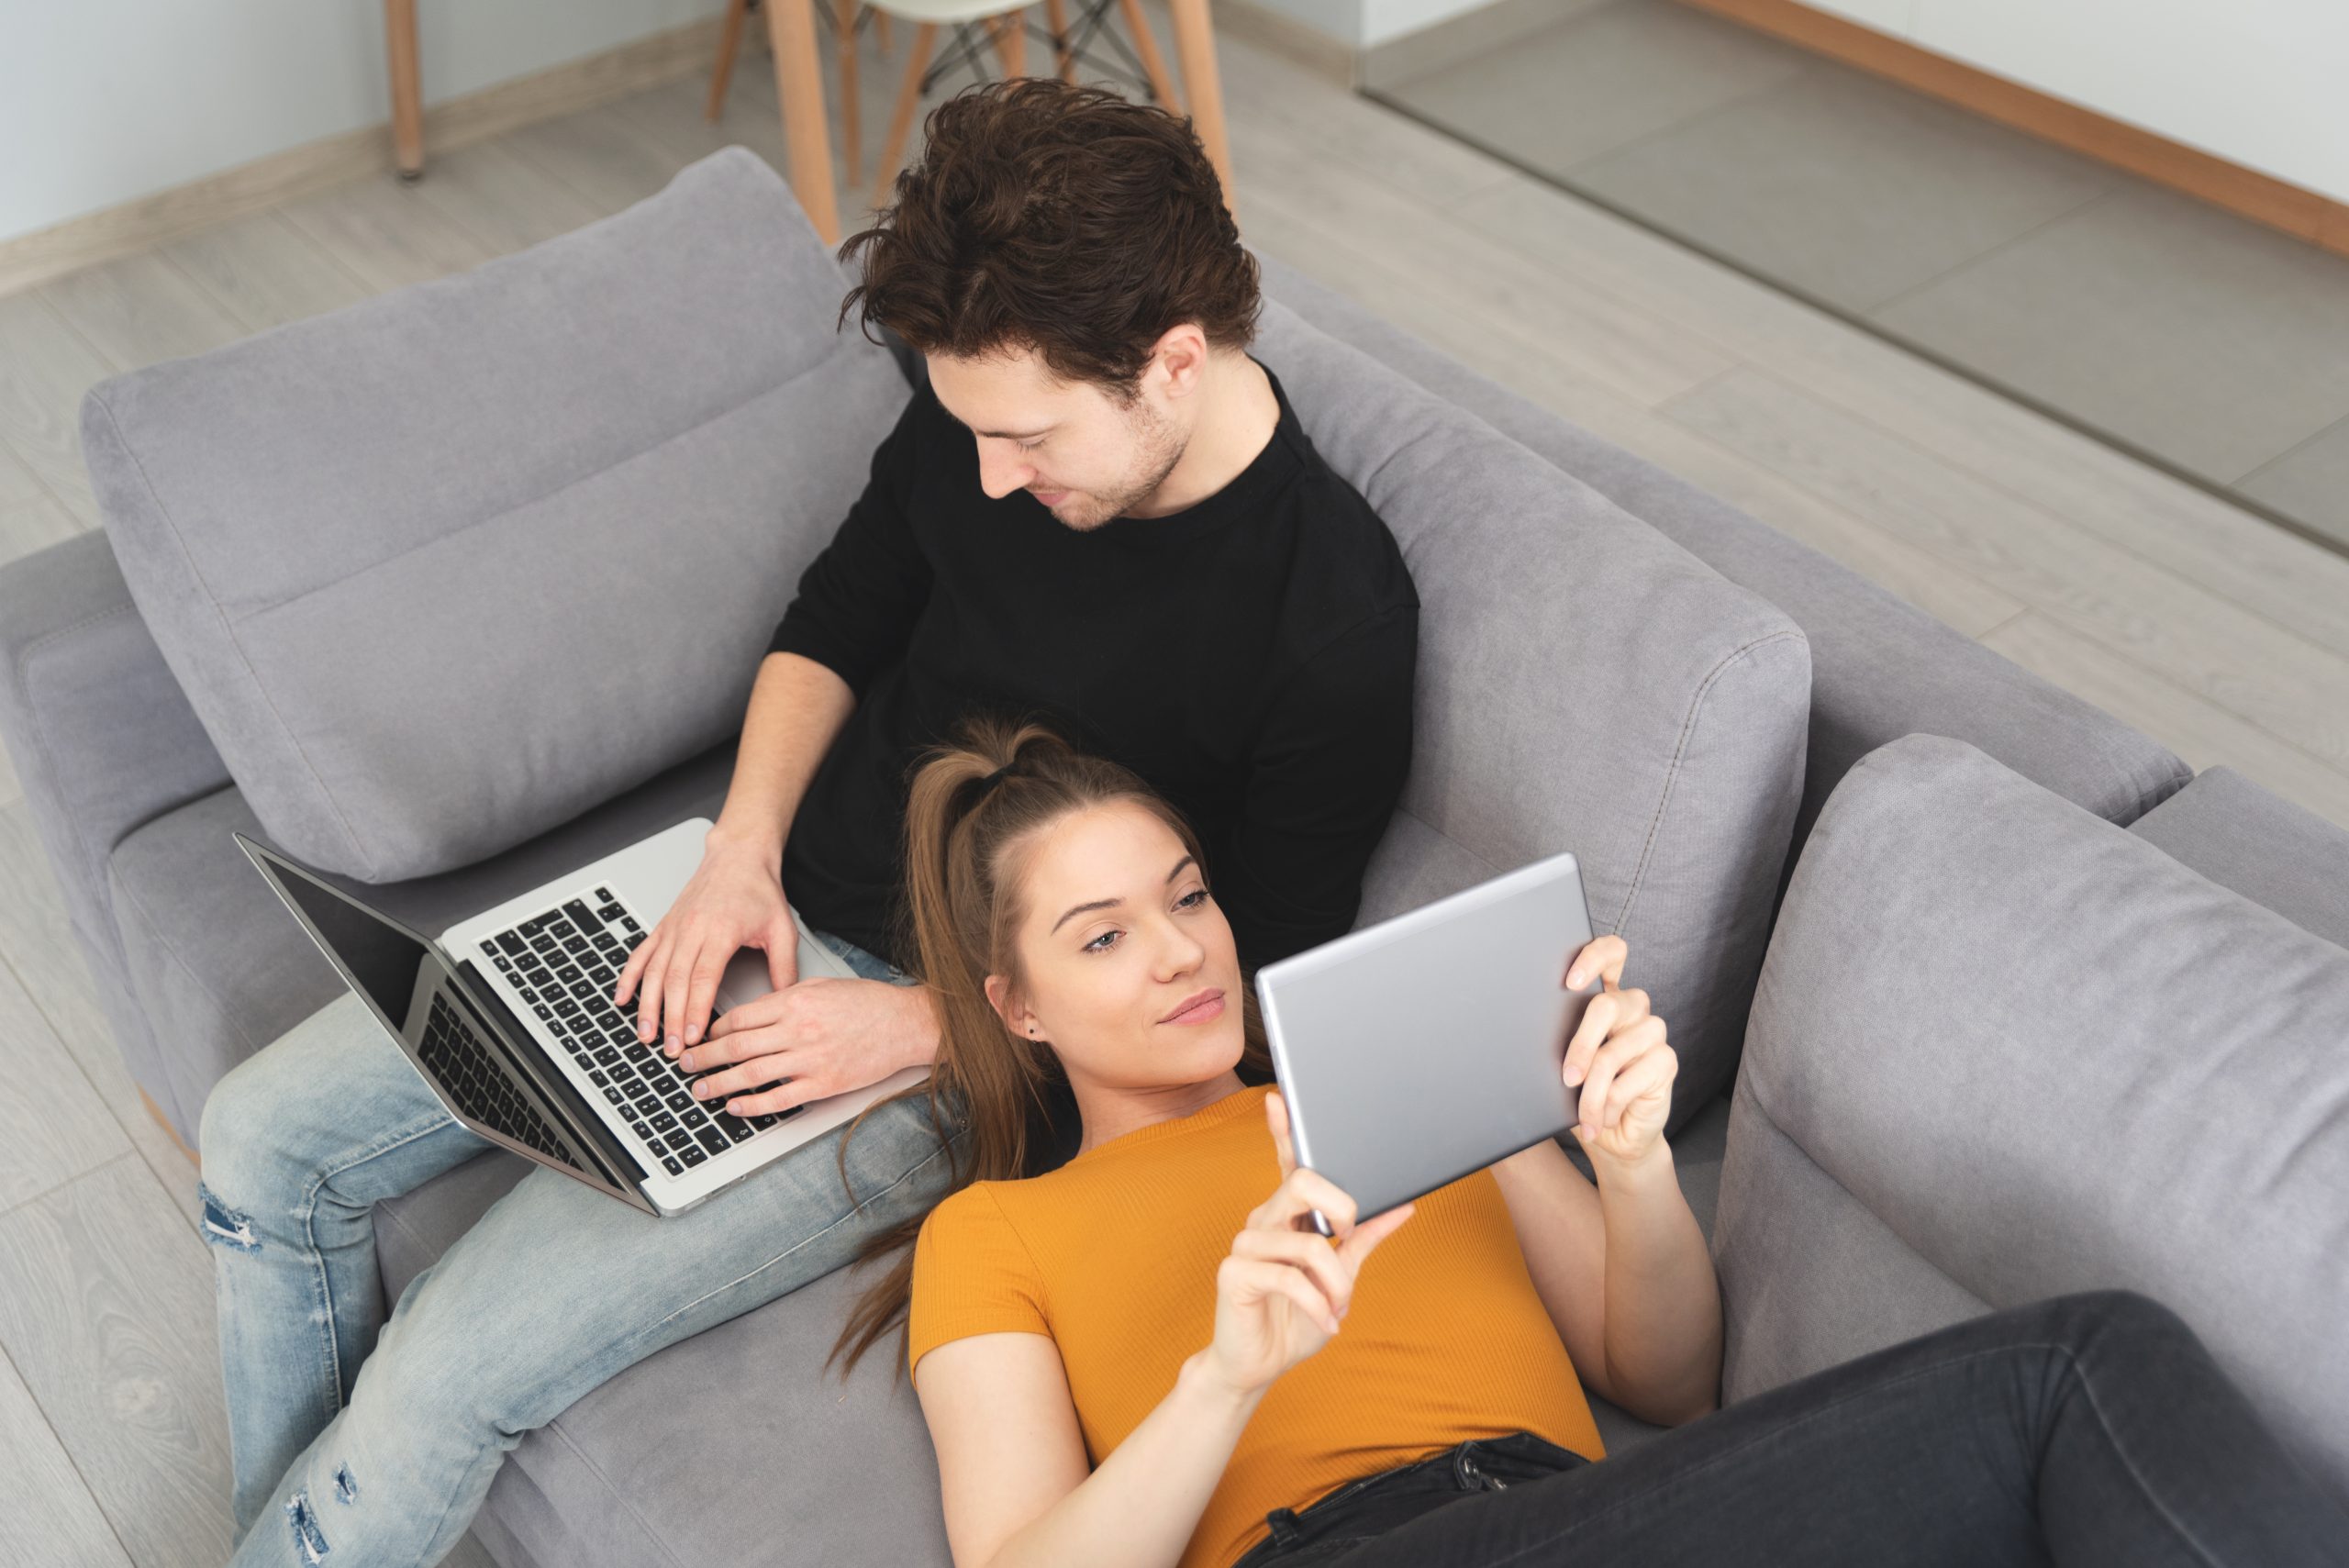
674,978,939,1118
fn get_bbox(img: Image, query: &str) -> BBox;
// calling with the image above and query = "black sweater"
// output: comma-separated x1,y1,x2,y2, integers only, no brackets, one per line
768,357,1419,975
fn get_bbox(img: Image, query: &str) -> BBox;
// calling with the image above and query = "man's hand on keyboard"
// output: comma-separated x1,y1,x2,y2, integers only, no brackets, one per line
669,978,941,1117
614,839,796,1051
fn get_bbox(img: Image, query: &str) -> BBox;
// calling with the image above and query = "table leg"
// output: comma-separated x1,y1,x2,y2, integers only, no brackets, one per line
384,0,425,179
1163,0,1230,212
767,0,843,244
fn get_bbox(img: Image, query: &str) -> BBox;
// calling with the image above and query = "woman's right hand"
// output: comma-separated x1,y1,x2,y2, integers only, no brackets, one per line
1200,1092,1417,1399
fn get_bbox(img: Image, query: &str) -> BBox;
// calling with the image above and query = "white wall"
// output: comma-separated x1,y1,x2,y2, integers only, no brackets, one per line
1909,0,2349,206
0,0,722,247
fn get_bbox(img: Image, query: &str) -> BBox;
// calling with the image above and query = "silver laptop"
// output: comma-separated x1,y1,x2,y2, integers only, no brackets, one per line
1253,851,1599,1233
238,817,930,1217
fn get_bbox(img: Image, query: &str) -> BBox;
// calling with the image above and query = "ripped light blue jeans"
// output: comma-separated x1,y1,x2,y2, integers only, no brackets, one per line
197,928,961,1567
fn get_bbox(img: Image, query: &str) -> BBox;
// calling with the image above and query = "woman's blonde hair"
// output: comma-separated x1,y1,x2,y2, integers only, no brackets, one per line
827,711,1273,1380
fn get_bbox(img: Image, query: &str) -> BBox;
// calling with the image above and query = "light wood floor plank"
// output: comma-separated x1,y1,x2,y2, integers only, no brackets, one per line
1449,170,2349,663
1234,123,1740,407
1982,613,2349,828
0,1157,234,1568
0,485,85,575
1239,200,2025,638
39,253,248,375
161,211,373,335
404,138,612,261
0,803,203,1233
498,97,703,220
0,291,112,529
1217,33,1520,216
0,951,130,1214
0,1345,134,1568
1665,368,2349,772
277,172,503,295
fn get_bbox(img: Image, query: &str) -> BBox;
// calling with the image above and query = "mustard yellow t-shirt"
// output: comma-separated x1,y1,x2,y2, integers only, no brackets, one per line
908,1084,1603,1568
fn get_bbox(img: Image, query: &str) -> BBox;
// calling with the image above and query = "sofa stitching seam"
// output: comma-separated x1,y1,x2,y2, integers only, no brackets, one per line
16,602,144,906
228,345,855,625
106,831,265,1059
1614,628,1806,938
85,390,377,873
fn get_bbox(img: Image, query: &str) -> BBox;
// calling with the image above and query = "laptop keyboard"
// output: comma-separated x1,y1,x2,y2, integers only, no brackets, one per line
477,885,799,1179
418,993,579,1168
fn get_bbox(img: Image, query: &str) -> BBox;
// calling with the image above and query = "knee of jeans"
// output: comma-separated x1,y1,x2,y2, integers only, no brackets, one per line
2067,1287,2193,1346
195,1061,284,1251
198,1178,262,1255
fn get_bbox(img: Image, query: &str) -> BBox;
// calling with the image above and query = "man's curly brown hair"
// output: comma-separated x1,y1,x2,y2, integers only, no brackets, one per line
835,77,1261,403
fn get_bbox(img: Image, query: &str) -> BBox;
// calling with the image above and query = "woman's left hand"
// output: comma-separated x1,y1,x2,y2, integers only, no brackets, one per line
1561,935,1676,1168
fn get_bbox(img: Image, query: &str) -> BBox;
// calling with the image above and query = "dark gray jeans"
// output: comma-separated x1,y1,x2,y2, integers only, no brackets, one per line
1231,1292,2345,1568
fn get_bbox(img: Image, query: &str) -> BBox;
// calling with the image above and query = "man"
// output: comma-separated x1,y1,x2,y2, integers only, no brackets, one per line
198,76,1417,1566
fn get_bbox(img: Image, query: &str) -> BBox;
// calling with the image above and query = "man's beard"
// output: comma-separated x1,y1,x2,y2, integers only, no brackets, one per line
1051,400,1187,530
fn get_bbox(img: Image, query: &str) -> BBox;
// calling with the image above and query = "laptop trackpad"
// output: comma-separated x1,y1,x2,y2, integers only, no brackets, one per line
715,930,858,1010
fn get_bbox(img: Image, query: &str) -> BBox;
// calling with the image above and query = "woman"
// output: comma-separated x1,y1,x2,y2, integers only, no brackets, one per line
797,716,2343,1568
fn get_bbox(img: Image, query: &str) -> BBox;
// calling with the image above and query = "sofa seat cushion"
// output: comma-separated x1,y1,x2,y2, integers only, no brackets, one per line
106,741,742,1148
1252,253,2191,876
1253,297,1810,1121
2128,765,2349,951
83,147,912,884
1714,733,2349,1500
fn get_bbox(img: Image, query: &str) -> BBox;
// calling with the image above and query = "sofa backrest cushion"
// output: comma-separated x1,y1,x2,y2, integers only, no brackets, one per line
1716,733,2349,1498
1253,297,1811,1120
81,147,910,883
1250,252,2192,875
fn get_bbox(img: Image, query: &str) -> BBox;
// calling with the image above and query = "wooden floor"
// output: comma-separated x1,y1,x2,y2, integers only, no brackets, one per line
1,13,2346,1565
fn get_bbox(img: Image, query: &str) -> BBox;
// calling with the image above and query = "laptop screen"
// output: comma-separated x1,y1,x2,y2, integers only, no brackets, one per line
252,845,433,1032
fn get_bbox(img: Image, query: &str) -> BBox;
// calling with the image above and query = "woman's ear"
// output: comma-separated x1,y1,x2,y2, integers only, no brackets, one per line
984,973,1041,1040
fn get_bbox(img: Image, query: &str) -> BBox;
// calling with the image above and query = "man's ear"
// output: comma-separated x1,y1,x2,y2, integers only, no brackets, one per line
1148,322,1210,400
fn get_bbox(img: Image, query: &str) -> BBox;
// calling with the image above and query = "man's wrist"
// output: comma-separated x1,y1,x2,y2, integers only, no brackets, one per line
707,817,785,872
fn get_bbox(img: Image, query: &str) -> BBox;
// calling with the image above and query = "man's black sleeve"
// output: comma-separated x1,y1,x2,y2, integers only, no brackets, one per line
1212,606,1419,973
767,391,931,700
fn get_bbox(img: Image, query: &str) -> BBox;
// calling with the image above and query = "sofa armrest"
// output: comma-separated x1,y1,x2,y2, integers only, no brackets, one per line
0,530,231,1010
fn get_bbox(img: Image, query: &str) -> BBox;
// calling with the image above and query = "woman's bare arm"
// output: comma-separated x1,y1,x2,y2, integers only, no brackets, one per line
1490,936,1720,1426
916,1333,1265,1568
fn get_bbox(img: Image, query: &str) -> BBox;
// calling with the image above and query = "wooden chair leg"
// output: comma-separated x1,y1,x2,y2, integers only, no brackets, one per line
1044,0,1075,82
837,0,861,184
993,9,1028,77
1164,0,1229,206
874,22,938,211
876,10,894,51
1116,0,1181,117
708,0,752,119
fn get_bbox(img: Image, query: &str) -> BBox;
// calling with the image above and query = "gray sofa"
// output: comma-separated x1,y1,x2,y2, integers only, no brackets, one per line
2,147,2343,1564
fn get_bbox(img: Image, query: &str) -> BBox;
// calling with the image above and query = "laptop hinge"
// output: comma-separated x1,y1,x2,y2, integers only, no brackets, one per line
449,958,651,1196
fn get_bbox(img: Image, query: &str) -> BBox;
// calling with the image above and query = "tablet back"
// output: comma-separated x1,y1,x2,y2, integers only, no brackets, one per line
1254,851,1598,1225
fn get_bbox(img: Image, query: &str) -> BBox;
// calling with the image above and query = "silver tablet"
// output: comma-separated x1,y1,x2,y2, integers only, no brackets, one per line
1254,851,1600,1232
